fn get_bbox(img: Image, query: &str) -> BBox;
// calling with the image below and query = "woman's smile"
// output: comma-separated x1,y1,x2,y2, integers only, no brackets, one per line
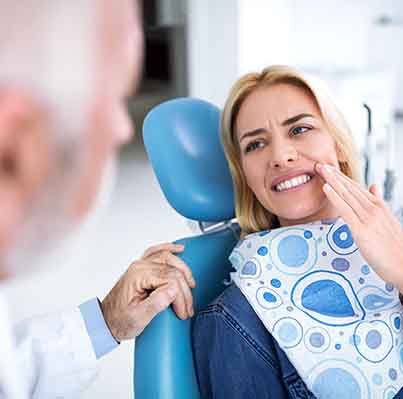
270,170,316,193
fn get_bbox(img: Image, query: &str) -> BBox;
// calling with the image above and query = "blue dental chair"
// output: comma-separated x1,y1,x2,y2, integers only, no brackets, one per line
134,98,240,398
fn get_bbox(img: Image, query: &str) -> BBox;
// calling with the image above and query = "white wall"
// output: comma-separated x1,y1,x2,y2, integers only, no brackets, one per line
288,0,373,70
186,0,239,107
186,0,293,107
187,0,403,113
238,0,292,74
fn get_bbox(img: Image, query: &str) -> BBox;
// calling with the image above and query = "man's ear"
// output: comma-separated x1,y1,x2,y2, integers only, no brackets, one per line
0,90,51,252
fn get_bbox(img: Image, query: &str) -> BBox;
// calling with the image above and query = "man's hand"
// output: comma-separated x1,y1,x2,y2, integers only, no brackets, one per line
100,243,196,341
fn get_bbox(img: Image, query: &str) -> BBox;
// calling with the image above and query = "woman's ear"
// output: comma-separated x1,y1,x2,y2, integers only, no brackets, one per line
0,90,51,252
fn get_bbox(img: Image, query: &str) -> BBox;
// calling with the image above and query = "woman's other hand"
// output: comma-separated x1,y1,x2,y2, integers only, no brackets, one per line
316,163,403,291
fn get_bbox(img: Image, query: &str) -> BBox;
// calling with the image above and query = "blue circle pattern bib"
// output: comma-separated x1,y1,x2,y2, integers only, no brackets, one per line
230,218,403,399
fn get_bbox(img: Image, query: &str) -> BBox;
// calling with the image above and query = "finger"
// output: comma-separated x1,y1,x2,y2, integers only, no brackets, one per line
171,269,194,317
144,251,196,288
318,163,380,218
369,184,382,199
368,184,400,226
167,277,191,320
164,252,196,288
318,164,366,222
331,167,380,208
137,265,190,319
131,284,179,335
142,243,185,259
319,163,379,205
322,183,359,227
332,169,376,214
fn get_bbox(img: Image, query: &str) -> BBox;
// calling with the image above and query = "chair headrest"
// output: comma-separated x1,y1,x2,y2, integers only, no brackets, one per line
142,98,235,222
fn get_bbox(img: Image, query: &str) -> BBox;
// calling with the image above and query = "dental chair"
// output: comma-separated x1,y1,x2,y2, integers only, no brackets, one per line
134,98,240,398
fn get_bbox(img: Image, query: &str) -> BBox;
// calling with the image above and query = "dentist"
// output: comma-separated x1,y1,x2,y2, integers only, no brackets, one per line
0,0,194,397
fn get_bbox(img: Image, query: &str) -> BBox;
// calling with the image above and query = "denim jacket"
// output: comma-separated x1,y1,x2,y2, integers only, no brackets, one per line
192,283,316,399
193,284,403,399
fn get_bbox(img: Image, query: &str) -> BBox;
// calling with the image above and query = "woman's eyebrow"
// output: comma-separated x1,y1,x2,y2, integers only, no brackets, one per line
282,113,314,126
239,113,314,142
239,128,267,143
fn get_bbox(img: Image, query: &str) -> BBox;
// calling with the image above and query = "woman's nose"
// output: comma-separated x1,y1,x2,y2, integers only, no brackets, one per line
268,139,298,169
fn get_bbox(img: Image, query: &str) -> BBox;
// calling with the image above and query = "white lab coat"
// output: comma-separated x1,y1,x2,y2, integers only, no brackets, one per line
0,294,99,398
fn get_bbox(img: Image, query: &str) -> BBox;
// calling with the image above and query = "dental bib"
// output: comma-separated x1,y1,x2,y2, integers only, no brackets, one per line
230,218,403,399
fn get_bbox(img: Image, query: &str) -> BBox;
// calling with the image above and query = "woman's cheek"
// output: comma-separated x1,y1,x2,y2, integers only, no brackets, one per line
244,163,263,191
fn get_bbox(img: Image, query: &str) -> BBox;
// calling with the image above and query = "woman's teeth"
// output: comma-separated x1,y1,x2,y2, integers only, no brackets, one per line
275,174,312,192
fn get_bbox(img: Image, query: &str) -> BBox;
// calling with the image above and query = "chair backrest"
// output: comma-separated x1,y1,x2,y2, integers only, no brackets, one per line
134,98,239,399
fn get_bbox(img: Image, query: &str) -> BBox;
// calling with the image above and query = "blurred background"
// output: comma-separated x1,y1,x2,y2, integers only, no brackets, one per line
3,0,403,397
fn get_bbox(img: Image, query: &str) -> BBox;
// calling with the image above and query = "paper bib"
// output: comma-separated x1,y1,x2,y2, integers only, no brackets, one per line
231,218,403,399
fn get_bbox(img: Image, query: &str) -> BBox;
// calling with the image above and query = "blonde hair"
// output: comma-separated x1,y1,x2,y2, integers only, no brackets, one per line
221,65,361,236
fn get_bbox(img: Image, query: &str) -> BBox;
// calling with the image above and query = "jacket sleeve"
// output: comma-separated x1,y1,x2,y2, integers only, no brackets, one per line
13,306,99,399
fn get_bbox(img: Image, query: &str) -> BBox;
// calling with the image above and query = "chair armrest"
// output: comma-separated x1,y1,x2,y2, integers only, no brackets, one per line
134,308,200,399
134,228,239,398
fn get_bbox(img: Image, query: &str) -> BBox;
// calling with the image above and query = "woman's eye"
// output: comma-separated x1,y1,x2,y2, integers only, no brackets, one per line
245,140,264,154
291,126,311,136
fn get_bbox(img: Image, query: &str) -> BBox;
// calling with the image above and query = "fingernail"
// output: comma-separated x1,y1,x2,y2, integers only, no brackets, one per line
323,164,334,172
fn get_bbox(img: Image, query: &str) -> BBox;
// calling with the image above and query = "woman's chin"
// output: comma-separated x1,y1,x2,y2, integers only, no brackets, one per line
275,205,324,226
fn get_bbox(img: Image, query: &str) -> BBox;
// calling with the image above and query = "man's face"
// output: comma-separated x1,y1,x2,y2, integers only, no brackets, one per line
70,0,143,220
0,1,143,277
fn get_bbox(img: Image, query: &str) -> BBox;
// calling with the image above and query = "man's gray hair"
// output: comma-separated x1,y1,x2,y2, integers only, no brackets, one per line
0,1,108,273
0,0,99,143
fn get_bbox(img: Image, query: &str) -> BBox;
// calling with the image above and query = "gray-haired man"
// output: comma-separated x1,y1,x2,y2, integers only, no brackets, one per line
0,1,194,397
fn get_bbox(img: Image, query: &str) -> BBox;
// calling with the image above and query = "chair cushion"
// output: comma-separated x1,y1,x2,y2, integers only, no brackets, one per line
142,98,235,222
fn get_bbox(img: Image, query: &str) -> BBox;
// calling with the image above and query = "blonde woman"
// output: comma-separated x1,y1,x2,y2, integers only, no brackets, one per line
192,65,403,398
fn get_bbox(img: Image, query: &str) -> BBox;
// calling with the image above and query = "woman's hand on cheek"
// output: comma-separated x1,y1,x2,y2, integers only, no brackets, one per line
316,163,403,291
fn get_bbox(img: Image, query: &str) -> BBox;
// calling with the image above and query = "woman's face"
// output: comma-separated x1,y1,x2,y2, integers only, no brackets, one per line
235,83,342,226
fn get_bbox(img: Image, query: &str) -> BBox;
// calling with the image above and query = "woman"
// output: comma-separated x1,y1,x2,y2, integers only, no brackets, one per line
192,65,403,398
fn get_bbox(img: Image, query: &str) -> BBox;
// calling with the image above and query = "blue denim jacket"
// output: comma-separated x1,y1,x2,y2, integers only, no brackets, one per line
192,283,315,398
192,284,403,399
